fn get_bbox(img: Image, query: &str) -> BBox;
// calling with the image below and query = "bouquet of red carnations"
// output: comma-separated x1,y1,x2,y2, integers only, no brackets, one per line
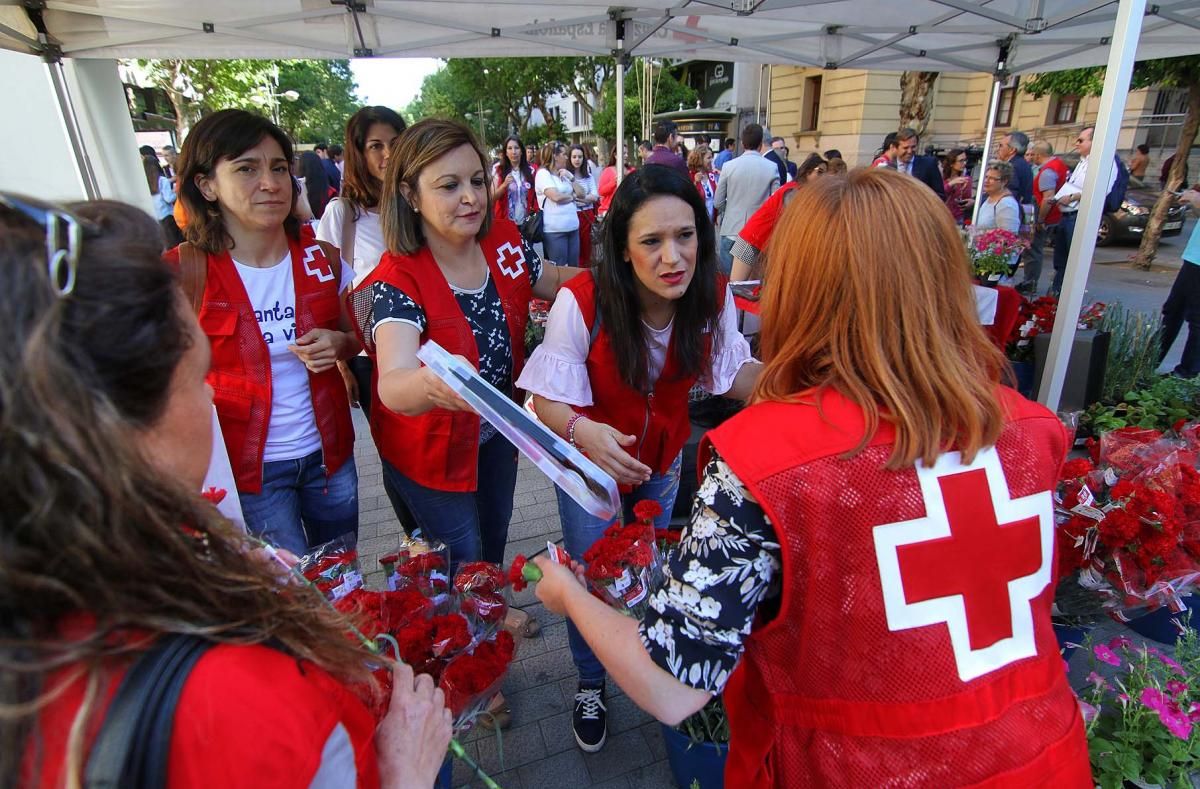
1056,424,1200,618
453,561,509,641
379,536,451,605
582,500,665,619
299,534,363,602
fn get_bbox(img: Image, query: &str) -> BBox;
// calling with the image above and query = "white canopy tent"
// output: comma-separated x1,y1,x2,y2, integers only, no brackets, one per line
1,0,1198,411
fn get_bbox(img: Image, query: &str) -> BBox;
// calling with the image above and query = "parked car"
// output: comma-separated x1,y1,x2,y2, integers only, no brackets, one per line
1097,185,1188,245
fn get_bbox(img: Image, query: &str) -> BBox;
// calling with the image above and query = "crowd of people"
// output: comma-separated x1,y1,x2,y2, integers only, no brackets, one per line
15,95,1197,787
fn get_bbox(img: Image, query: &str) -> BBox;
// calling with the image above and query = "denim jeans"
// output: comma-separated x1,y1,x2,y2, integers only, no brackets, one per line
381,434,518,571
557,453,681,682
543,230,580,267
239,450,359,556
1051,211,1077,296
1161,261,1200,376
717,235,735,277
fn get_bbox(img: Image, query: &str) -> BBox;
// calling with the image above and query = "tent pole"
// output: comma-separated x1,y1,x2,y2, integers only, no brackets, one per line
614,19,626,186
47,58,100,200
971,47,1008,226
1037,0,1146,410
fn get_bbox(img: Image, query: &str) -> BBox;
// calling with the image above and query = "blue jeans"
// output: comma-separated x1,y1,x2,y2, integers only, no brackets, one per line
381,435,518,571
543,230,580,267
558,453,681,682
239,450,359,556
1051,211,1077,296
718,235,735,277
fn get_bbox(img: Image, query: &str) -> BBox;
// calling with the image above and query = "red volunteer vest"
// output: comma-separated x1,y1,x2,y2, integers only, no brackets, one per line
25,618,379,788
703,387,1091,788
164,227,354,495
358,220,531,492
1036,156,1070,225
565,272,725,492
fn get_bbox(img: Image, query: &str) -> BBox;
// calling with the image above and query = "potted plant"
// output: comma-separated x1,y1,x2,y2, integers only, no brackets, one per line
661,695,729,789
1080,629,1200,788
968,227,1026,286
1006,295,1058,397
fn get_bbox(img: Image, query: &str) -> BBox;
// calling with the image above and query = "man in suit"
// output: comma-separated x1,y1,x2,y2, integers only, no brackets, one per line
713,123,780,275
894,127,946,199
764,134,789,185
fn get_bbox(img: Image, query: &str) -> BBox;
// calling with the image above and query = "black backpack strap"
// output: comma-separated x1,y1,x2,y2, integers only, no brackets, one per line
84,634,214,789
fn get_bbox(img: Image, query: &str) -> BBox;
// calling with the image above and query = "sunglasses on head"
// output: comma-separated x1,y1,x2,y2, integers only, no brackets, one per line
0,192,99,297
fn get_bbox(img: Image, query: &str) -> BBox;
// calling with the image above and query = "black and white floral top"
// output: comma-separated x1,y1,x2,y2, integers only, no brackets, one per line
643,450,782,690
639,451,783,695
371,239,543,442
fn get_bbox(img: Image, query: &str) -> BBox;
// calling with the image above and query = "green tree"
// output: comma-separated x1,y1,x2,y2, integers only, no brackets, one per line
591,62,698,145
275,60,361,145
1024,57,1200,270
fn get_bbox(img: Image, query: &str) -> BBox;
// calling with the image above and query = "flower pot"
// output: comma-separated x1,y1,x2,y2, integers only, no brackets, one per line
1123,597,1196,644
978,273,1002,288
1010,360,1035,398
1053,623,1089,663
661,722,727,789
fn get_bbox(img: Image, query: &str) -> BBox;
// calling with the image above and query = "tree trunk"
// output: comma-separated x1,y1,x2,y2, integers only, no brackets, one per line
899,71,940,139
164,60,189,142
1133,80,1200,270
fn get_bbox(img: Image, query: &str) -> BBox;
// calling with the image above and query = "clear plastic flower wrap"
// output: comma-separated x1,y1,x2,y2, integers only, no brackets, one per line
439,630,517,732
583,517,664,619
1056,425,1200,619
298,534,363,602
379,535,451,606
452,561,509,642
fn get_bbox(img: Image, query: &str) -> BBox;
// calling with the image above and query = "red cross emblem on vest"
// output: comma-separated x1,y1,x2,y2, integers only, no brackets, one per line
873,447,1053,682
301,244,335,283
496,241,525,280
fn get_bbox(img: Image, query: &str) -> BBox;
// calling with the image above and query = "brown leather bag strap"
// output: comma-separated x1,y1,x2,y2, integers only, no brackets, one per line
176,242,208,315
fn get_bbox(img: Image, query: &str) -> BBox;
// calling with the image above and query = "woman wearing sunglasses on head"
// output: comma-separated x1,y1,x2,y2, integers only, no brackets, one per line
0,194,450,788
167,109,361,557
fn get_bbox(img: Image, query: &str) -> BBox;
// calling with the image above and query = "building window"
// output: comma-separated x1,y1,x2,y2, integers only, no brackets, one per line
1049,95,1079,125
801,75,822,131
994,76,1018,127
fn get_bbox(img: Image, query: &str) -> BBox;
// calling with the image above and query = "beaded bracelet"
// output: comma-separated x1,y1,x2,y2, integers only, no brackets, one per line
566,413,586,449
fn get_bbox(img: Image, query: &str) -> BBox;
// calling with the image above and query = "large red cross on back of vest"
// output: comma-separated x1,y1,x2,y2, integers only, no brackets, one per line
873,447,1055,682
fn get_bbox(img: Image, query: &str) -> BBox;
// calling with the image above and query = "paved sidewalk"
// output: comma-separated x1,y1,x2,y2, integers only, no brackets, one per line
351,412,677,789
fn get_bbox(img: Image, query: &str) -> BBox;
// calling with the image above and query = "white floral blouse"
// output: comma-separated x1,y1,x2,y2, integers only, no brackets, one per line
638,451,783,695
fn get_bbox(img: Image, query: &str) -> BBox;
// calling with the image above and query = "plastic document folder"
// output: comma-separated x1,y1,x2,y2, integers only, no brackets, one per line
416,340,620,521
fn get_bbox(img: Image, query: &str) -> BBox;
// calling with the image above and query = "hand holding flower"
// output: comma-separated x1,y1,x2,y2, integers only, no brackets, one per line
532,556,586,615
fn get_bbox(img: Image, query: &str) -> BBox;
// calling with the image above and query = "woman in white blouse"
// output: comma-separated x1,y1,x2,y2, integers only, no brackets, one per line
516,165,760,752
975,159,1022,273
535,142,583,265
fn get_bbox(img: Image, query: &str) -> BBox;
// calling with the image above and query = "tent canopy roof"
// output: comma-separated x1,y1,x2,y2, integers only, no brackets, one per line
1,0,1198,75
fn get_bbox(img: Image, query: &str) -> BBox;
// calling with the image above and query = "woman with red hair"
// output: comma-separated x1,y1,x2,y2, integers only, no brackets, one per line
533,168,1091,787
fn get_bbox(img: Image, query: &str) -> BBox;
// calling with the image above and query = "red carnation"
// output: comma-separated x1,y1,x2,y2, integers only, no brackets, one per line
507,555,543,592
1060,458,1094,481
633,500,664,524
454,562,506,594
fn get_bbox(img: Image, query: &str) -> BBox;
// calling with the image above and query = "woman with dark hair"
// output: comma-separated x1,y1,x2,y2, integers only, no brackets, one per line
169,109,360,557
352,120,580,671
492,134,536,229
299,150,332,220
942,147,974,225
794,152,828,182
873,131,900,168
531,170,1091,785
569,144,600,266
317,105,407,417
0,194,451,786
517,165,760,753
597,147,633,218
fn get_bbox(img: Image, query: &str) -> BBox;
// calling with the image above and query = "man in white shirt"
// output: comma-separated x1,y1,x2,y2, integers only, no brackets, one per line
1049,126,1117,295
713,123,779,275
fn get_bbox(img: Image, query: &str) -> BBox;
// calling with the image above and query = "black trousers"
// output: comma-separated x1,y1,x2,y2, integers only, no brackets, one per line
1161,261,1200,376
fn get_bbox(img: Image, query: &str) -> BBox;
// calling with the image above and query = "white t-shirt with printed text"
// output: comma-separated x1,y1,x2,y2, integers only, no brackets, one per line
233,251,354,463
